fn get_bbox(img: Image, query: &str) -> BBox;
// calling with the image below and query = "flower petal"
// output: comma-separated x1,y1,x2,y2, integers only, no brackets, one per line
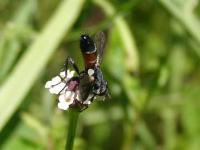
49,87,55,94
67,70,75,79
51,76,61,84
49,82,66,94
45,81,52,88
59,94,66,103
65,92,75,105
58,102,69,110
65,91,73,99
60,71,66,78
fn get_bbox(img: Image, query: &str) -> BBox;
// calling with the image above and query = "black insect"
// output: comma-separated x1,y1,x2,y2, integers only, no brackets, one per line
63,32,109,110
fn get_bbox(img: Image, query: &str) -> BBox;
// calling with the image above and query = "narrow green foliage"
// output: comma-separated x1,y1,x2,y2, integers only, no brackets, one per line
0,0,85,131
1,0,200,149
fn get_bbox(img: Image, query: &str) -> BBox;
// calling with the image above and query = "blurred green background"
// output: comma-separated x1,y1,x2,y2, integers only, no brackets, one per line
0,0,200,150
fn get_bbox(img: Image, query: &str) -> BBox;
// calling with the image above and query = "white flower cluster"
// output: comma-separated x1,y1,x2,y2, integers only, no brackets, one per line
45,70,76,110
45,69,93,111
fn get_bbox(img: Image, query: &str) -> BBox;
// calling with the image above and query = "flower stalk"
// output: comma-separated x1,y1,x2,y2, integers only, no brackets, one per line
65,110,80,150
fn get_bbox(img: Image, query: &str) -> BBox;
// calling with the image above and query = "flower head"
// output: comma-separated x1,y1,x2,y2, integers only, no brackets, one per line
45,69,93,111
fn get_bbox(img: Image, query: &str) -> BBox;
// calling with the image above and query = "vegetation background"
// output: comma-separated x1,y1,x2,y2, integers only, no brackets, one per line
0,0,200,150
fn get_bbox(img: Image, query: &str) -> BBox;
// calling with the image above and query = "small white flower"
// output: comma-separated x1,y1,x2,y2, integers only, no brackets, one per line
58,91,76,110
45,70,75,95
49,82,66,94
67,70,75,78
58,94,66,103
59,70,75,80
45,68,96,111
58,102,69,110
65,91,73,99
60,71,66,78
51,76,61,84
65,92,75,105
58,91,74,103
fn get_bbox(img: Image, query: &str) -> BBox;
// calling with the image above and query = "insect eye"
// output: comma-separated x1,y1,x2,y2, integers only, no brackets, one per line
80,34,95,53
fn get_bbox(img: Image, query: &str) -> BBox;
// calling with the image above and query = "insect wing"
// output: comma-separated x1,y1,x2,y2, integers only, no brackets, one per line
79,73,92,100
94,32,106,65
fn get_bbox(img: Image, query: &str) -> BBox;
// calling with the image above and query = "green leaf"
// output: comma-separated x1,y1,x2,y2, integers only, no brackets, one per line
0,0,85,131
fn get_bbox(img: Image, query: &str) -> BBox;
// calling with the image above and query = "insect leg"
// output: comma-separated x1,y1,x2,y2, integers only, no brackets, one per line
58,77,78,95
64,57,80,76
58,78,72,95
80,105,88,112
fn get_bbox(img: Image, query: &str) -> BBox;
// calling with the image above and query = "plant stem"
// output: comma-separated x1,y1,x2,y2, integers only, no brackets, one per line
65,110,80,150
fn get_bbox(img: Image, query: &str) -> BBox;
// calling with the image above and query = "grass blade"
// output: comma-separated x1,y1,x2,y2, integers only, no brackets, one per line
93,0,139,72
0,0,85,131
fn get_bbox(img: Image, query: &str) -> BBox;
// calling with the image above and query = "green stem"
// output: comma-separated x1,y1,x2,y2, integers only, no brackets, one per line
65,110,80,150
